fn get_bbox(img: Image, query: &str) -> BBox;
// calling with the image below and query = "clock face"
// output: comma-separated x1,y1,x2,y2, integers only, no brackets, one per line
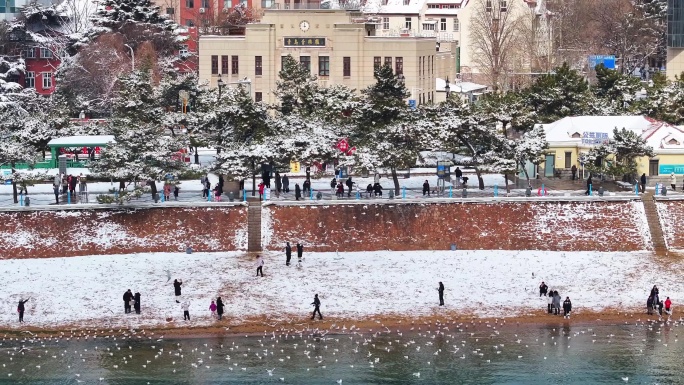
300,20,310,32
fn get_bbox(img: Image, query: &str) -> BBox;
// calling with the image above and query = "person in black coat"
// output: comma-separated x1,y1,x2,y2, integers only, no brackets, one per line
303,178,311,195
585,174,593,195
562,297,572,318
285,242,292,266
438,282,444,306
296,242,303,263
647,295,654,315
123,289,133,313
295,184,301,200
216,297,225,320
455,167,462,179
346,177,353,197
275,172,282,193
311,294,323,320
640,173,647,193
423,180,430,196
282,174,290,193
366,183,373,197
539,281,548,297
17,297,30,323
174,279,183,303
373,183,383,196
134,292,141,314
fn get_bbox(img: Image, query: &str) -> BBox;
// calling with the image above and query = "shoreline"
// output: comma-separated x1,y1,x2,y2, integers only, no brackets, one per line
5,307,677,339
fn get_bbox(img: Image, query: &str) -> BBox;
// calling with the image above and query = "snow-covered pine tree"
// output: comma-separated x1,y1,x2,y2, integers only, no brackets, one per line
585,127,654,182
274,54,319,115
90,71,188,201
91,0,176,31
524,63,593,123
593,63,643,112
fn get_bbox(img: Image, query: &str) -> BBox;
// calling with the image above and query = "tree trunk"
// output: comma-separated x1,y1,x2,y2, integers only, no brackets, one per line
475,167,485,190
252,159,256,196
194,146,199,164
150,180,158,202
520,161,532,187
391,167,400,195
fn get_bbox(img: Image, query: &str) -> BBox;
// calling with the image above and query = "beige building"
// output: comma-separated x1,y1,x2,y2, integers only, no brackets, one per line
199,9,454,105
666,0,684,81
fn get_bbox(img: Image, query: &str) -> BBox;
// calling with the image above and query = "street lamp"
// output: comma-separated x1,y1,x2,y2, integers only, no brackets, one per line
217,74,225,97
444,76,451,98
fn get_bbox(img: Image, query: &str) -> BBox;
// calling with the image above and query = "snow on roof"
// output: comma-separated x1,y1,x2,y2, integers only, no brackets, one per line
540,116,684,150
47,135,115,147
436,78,487,93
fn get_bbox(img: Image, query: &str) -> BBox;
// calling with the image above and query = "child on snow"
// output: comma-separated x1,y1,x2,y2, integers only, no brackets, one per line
182,301,191,320
210,300,217,318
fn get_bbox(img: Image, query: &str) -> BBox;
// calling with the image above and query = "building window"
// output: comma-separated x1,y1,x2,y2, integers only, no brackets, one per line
24,48,35,58
500,0,507,12
25,71,35,88
300,56,311,72
318,56,330,76
166,7,175,14
221,55,229,74
405,17,411,30
40,47,52,59
440,18,447,31
395,57,403,75
185,19,195,27
453,17,459,32
255,56,262,76
383,17,389,30
422,23,435,31
211,55,218,74
224,0,232,8
41,72,52,89
186,0,194,8
373,56,381,69
201,0,210,7
255,92,263,102
385,57,392,68
485,0,492,11
231,55,239,74
343,57,351,76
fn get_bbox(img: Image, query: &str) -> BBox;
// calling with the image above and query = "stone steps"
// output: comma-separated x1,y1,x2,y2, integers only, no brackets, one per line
247,197,262,252
642,193,668,256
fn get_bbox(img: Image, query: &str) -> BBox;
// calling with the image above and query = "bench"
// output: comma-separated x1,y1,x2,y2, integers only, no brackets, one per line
615,181,633,190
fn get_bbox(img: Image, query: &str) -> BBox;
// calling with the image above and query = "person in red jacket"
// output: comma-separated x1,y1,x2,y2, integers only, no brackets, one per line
665,297,672,314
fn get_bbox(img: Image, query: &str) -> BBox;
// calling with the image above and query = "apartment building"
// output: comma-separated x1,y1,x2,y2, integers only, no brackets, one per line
667,0,684,80
199,9,454,105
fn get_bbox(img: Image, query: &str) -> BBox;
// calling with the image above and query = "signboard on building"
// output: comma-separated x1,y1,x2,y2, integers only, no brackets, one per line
290,161,301,173
659,165,684,174
581,132,610,145
284,37,326,47
588,55,616,69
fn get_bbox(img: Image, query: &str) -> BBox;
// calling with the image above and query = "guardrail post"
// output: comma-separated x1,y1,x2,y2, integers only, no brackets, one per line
402,186,406,199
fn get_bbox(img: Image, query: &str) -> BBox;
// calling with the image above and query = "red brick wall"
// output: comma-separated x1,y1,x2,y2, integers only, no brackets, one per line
0,206,247,259
656,200,684,249
263,200,650,252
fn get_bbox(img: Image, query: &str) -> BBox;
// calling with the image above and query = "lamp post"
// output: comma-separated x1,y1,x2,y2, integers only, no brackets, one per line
444,76,451,99
123,44,134,71
216,74,226,154
217,74,225,97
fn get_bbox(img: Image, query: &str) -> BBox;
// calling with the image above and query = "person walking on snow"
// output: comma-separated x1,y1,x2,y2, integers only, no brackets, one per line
658,300,664,316
562,297,572,318
256,255,264,277
174,279,183,303
282,174,290,193
330,177,337,194
641,173,647,194
216,297,224,320
547,291,554,314
295,183,301,201
647,295,654,315
275,172,282,195
181,301,191,320
134,291,141,314
671,172,677,191
311,294,323,320
552,291,561,315
123,289,133,313
285,242,292,266
17,297,30,323
296,242,304,264
346,177,353,197
438,282,445,306
539,282,548,297
665,297,672,315
571,165,577,181
585,174,593,195
423,180,430,196
209,300,217,318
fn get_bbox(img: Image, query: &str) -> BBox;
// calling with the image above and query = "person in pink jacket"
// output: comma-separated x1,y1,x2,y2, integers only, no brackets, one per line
209,300,217,318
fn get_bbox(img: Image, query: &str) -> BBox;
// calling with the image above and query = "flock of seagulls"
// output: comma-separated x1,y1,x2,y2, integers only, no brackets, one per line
0,316,682,382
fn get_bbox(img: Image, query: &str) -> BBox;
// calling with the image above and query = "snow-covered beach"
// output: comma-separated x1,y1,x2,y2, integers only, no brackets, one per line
1,250,680,330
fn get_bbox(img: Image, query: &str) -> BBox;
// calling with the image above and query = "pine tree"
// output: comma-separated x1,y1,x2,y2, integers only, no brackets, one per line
525,63,592,123
274,54,319,115
92,0,176,31
594,64,642,112
586,127,654,181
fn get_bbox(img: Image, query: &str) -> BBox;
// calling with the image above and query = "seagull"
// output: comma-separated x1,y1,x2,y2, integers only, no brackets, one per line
267,368,275,376
622,377,629,382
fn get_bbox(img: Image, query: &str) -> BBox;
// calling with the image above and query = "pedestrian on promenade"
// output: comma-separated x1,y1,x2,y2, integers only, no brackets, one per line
647,295,654,315
423,180,430,196
123,289,133,313
346,177,353,197
330,177,337,195
651,285,659,304
547,291,554,314
311,294,323,320
174,279,183,303
438,282,444,306
204,179,211,199
216,297,224,320
670,172,677,191
164,183,171,201
209,300,217,318
571,165,577,181
562,297,572,318
134,291,141,314
585,174,593,195
297,243,304,263
182,301,191,320
539,281,548,297
258,182,265,201
455,167,463,186
17,297,30,323
303,178,311,196
665,297,672,315
282,174,290,193
53,182,60,204
285,242,292,266
275,172,282,196
173,186,179,201
256,255,264,277
552,291,561,315
641,173,647,193
295,183,301,201
366,183,373,198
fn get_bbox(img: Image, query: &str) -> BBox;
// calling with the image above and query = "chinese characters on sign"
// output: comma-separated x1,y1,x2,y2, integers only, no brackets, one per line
284,37,326,47
581,132,610,145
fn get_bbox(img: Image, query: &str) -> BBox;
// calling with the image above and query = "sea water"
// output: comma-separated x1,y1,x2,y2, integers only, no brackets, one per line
0,321,681,384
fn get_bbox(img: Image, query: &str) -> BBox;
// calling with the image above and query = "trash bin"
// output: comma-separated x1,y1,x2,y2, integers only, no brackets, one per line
316,191,322,200
24,196,30,207
598,186,604,196
525,187,532,197
461,188,467,198
450,243,457,251
186,246,193,254
228,192,235,202
388,190,395,199
662,185,667,196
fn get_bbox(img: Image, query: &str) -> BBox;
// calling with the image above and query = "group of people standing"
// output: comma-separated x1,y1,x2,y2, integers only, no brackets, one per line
122,289,141,314
647,285,673,317
52,173,87,204
172,278,225,321
540,282,572,318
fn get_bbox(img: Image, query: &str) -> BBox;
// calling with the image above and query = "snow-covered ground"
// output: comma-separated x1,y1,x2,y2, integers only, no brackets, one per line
1,250,679,329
